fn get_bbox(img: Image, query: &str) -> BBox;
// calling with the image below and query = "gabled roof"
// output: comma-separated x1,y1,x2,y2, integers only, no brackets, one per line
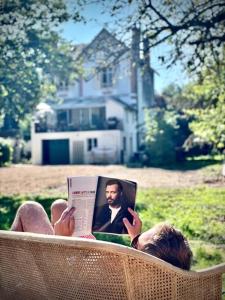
79,28,129,64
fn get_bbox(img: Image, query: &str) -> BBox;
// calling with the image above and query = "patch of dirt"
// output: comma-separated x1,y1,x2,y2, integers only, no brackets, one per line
0,164,224,196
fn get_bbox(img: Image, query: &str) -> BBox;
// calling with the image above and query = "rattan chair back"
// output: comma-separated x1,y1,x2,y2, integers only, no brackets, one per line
0,230,224,300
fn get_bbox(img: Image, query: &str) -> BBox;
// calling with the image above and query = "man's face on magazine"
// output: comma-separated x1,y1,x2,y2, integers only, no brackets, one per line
105,184,122,207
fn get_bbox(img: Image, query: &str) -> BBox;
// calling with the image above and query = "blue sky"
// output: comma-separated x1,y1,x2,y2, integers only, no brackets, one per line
58,2,188,94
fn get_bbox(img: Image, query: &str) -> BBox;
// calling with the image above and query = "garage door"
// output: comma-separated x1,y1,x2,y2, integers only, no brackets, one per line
42,139,69,165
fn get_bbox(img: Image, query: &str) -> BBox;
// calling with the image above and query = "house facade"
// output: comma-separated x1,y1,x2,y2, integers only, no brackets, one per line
31,28,154,165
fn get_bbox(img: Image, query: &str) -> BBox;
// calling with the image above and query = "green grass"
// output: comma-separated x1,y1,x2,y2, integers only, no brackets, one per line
136,187,225,245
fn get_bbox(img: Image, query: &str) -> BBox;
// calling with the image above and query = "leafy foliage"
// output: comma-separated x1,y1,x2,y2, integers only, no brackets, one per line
0,0,82,132
96,0,225,72
144,108,191,164
0,138,13,166
160,53,225,153
184,63,225,151
145,109,178,164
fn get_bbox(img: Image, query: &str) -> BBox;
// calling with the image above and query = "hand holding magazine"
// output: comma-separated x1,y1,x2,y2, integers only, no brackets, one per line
67,176,137,236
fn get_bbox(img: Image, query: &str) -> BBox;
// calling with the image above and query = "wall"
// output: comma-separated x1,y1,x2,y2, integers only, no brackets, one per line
122,109,137,162
31,124,122,165
55,53,134,100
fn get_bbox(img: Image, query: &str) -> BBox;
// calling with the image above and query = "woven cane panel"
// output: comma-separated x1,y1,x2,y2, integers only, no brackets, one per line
33,243,129,300
0,241,48,300
0,238,129,300
198,275,221,300
126,256,175,300
0,233,224,300
176,276,201,299
176,273,222,300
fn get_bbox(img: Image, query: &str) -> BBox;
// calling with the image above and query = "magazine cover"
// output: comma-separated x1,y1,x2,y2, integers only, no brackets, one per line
67,176,137,236
92,177,136,234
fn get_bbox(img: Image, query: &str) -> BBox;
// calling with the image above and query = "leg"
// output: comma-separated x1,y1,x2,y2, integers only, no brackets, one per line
50,199,68,226
11,201,53,235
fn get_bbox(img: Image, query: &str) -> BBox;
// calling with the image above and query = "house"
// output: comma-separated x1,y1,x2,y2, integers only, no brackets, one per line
31,28,154,165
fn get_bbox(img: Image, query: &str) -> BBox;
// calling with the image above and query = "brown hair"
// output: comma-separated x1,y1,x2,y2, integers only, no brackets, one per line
141,223,192,270
105,179,123,192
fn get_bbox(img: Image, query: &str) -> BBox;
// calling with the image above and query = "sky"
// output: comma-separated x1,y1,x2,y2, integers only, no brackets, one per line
57,1,189,94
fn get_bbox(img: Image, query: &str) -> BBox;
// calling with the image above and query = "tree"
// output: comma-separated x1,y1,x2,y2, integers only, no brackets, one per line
98,0,225,72
183,61,225,151
161,57,225,153
0,0,82,133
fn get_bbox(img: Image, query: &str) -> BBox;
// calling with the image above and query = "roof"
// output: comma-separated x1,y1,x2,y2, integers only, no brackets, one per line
78,28,129,64
48,95,136,111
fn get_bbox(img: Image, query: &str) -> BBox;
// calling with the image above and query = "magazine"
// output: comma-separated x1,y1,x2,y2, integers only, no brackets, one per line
67,176,137,236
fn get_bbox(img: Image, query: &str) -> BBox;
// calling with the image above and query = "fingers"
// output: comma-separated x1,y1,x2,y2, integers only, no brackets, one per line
54,207,75,236
123,217,132,232
60,207,75,222
128,207,142,226
69,215,75,233
127,207,138,218
124,208,142,241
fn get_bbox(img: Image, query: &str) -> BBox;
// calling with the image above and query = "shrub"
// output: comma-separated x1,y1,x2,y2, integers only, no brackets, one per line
0,138,13,166
144,109,191,165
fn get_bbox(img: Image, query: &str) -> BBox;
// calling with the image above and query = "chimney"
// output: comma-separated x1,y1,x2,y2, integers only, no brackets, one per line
142,37,154,108
143,37,150,70
131,26,141,95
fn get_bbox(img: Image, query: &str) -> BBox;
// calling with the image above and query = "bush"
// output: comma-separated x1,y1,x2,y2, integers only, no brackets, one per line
183,134,213,157
144,109,191,165
0,138,13,166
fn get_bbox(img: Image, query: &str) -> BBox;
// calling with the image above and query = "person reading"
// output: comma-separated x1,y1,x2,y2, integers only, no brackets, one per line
10,201,192,270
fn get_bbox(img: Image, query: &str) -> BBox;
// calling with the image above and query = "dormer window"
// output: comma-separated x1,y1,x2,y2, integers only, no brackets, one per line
101,67,113,88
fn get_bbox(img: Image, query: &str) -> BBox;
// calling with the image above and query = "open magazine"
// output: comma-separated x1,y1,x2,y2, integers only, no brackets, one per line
67,176,137,236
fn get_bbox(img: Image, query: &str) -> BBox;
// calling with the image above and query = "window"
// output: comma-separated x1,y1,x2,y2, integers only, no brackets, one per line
91,107,106,128
58,79,69,91
101,67,113,88
57,110,68,128
87,138,98,151
80,108,89,128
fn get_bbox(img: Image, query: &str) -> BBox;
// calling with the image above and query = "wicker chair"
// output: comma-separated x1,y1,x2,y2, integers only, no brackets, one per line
0,230,224,300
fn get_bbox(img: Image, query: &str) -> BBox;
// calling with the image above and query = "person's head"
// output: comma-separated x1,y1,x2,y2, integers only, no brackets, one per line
105,179,123,208
132,223,192,270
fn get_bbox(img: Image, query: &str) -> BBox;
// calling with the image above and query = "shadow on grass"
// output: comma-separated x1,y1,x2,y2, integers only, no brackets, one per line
158,159,222,171
127,159,222,171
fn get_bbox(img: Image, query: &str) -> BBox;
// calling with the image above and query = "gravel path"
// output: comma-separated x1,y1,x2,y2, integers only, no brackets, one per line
0,164,222,196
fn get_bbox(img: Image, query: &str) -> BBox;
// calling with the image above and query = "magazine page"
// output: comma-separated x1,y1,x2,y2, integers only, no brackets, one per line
92,177,137,235
67,176,98,236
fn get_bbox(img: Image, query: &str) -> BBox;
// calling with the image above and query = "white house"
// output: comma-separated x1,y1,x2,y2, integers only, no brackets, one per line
31,28,154,165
